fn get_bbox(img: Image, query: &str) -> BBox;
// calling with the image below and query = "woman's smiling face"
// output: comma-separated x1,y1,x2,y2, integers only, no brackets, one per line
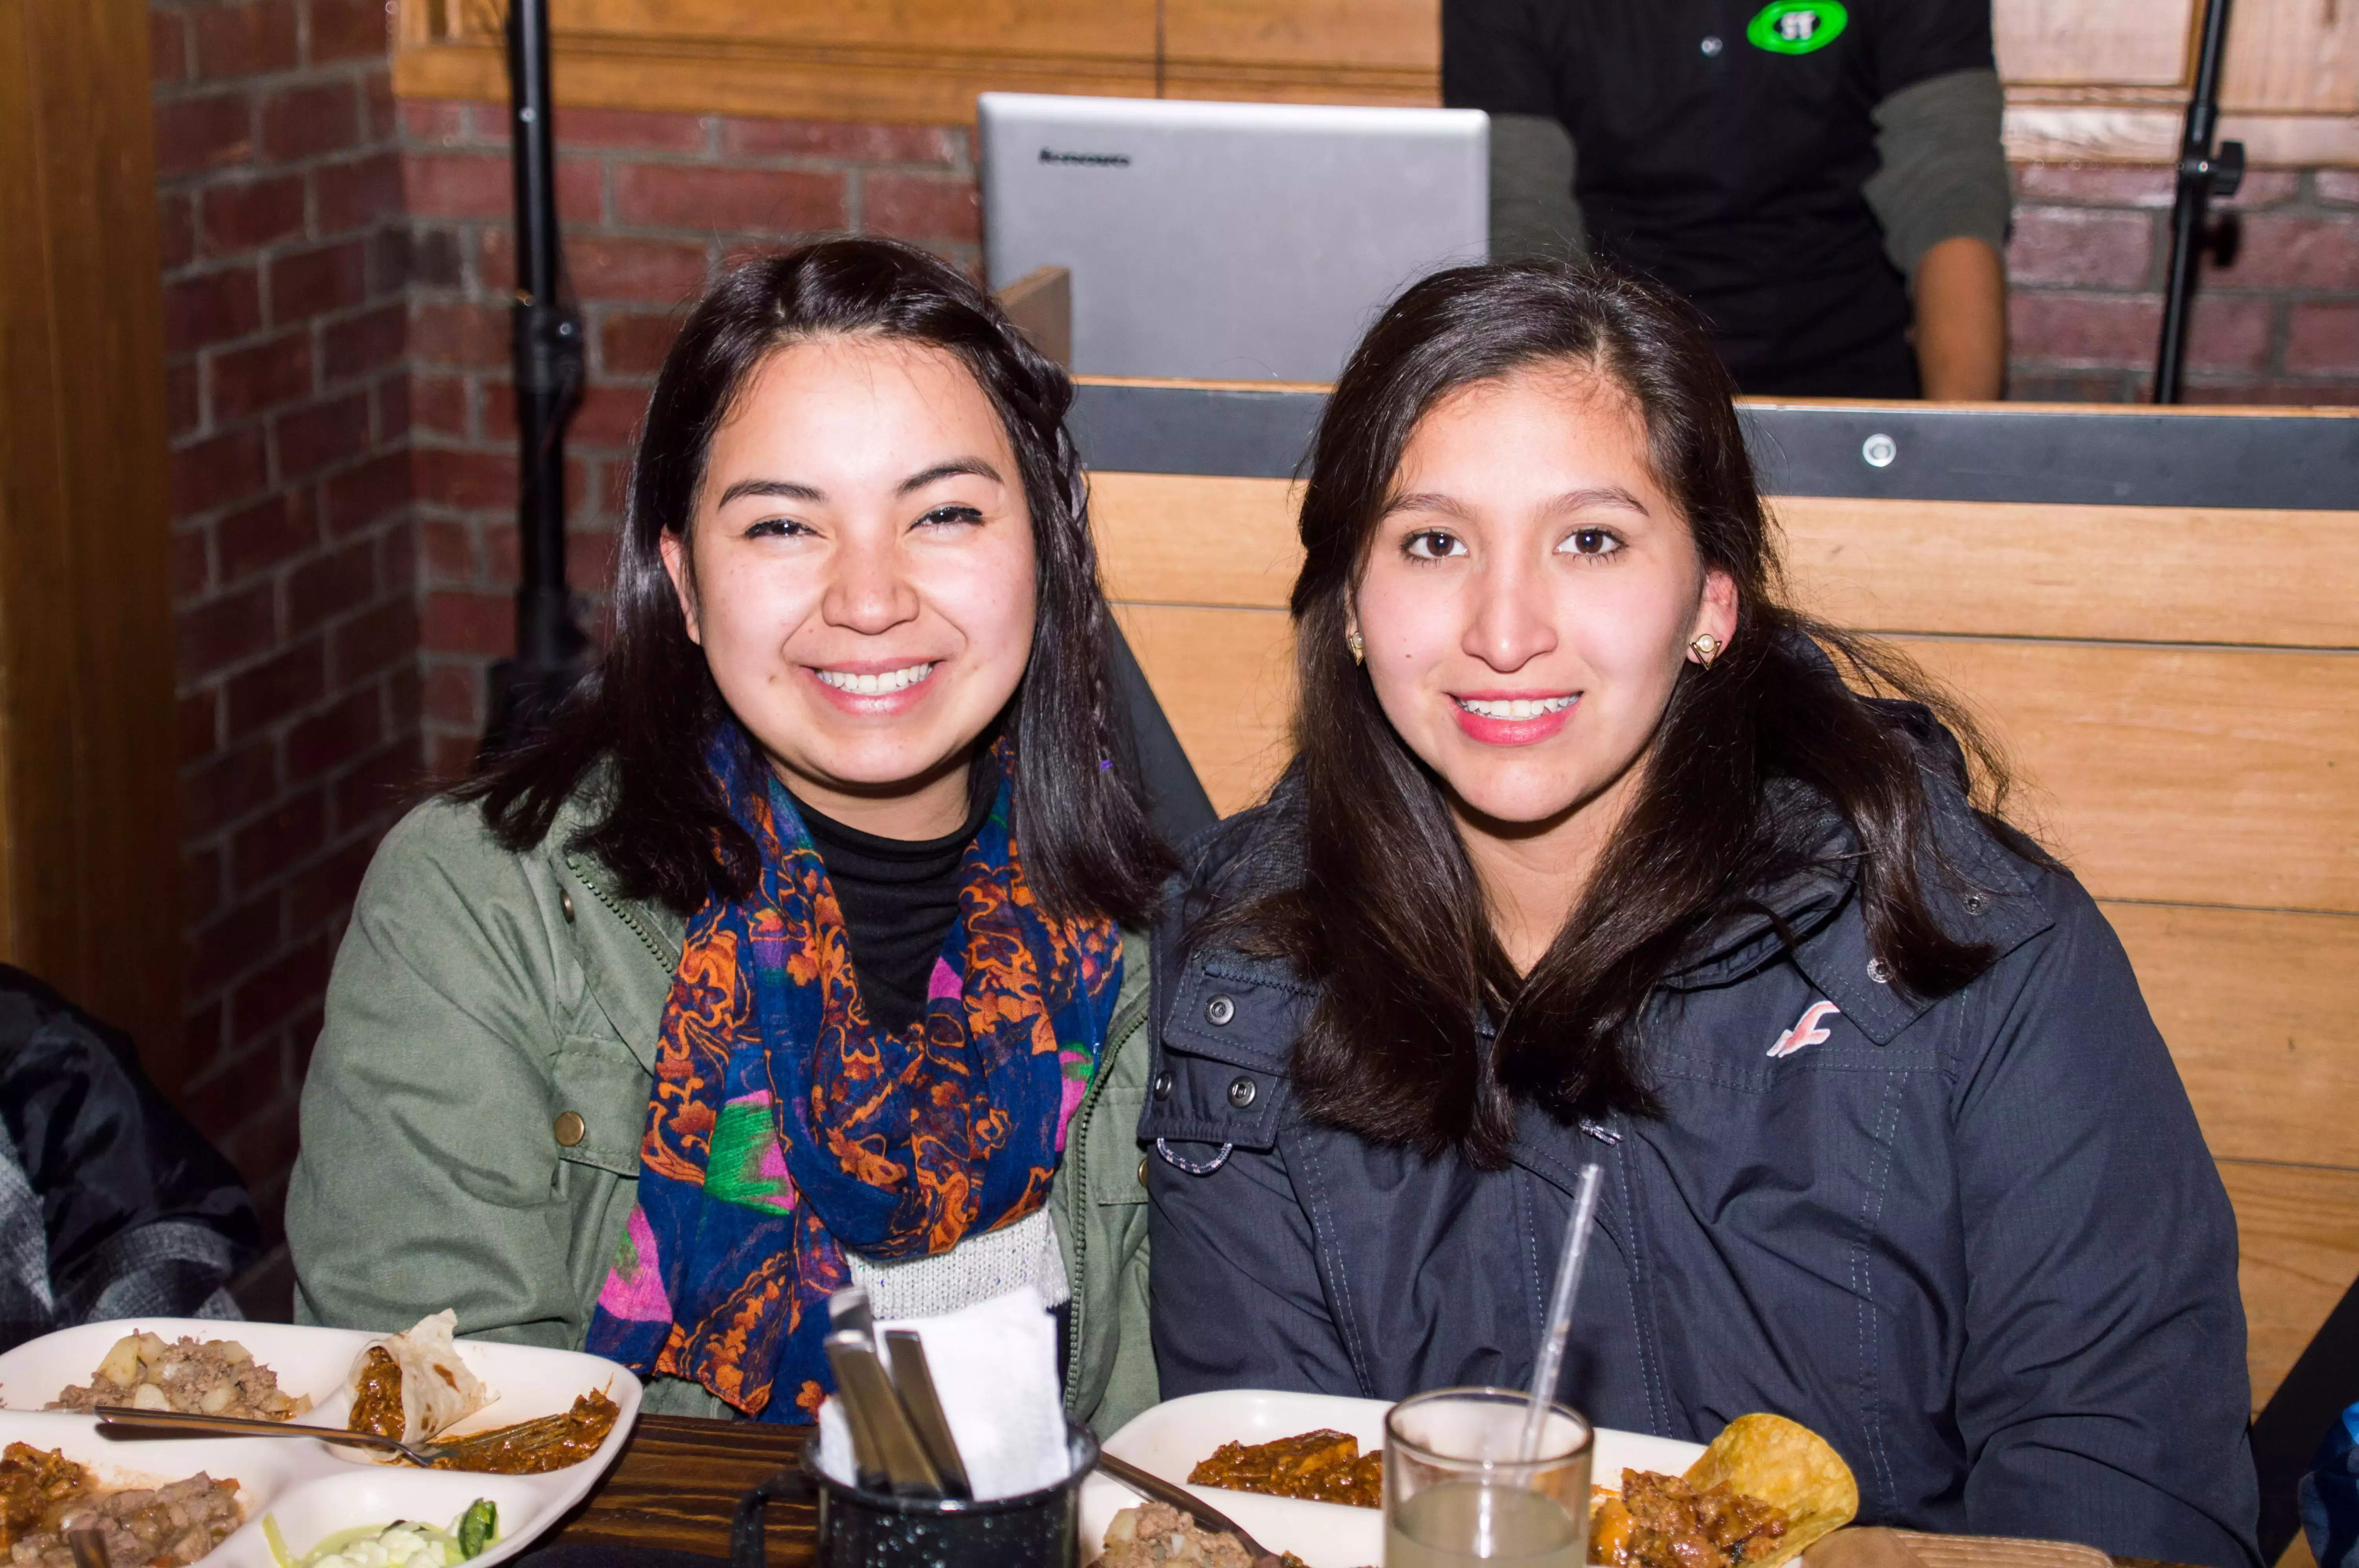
661,334,1038,837
1351,360,1736,835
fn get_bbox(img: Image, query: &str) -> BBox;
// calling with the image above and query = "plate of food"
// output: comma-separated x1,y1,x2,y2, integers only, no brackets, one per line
1078,1390,1858,1568
0,1314,640,1568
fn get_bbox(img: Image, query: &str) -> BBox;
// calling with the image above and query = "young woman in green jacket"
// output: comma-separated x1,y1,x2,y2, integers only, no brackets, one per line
288,240,1169,1432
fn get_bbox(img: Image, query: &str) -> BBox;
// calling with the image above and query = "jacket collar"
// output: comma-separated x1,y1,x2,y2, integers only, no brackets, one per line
1655,775,2051,1044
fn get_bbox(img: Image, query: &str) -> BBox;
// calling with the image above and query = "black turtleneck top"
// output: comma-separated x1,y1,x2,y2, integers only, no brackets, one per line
792,789,992,1036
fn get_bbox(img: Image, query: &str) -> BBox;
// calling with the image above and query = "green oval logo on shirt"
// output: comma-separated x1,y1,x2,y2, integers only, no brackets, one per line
1746,0,1849,54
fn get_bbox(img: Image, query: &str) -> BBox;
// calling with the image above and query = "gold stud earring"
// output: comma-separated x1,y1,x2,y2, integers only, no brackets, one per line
1347,631,1365,665
1689,633,1722,668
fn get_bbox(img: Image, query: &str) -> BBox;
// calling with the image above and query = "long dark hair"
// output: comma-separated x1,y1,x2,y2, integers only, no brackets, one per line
1225,261,2030,1168
462,238,1170,927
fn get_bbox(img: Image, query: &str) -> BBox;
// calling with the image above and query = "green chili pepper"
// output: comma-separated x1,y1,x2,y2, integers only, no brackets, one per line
456,1500,496,1560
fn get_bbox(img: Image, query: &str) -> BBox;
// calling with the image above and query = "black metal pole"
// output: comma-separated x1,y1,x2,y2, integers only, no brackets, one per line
480,0,588,762
2155,0,2244,403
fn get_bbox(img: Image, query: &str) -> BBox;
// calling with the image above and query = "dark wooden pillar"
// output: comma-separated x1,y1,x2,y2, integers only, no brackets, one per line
0,0,185,1089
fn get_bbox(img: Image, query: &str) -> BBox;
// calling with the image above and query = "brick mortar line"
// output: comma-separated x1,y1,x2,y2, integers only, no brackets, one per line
156,146,407,189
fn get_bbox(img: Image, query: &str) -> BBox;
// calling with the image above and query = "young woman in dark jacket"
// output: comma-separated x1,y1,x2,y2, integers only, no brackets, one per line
1144,263,2258,1566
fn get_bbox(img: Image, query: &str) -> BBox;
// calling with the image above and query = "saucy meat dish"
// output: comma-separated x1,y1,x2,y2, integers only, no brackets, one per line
48,1336,309,1424
0,1443,242,1568
1187,1429,1382,1509
424,1390,620,1475
1589,1470,1787,1568
343,1348,405,1443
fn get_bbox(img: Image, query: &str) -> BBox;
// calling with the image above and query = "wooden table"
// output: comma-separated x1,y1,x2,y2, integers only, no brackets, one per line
548,1415,2201,1568
549,1415,815,1562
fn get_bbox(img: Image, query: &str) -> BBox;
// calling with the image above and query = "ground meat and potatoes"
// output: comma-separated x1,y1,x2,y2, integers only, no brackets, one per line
0,1441,242,1568
1095,1503,1327,1568
46,1337,309,1423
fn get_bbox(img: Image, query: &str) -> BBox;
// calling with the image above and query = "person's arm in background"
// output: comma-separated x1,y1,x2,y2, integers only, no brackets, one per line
1441,0,1583,262
1865,67,2010,398
1913,230,2007,399
1863,0,2012,401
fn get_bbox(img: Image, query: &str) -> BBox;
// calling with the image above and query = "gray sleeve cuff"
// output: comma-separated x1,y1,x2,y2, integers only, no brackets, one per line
1863,66,2011,284
1487,112,1586,263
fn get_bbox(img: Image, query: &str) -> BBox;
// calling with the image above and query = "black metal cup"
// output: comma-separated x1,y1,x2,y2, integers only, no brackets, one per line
731,1423,1100,1568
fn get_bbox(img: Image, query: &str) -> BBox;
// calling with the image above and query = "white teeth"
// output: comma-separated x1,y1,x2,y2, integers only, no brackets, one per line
814,662,934,696
1457,695,1576,720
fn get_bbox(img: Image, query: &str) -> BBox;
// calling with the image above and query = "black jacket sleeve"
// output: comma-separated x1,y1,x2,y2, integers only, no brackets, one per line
1949,881,2259,1567
0,967,257,1350
1441,0,1560,116
1870,0,1996,100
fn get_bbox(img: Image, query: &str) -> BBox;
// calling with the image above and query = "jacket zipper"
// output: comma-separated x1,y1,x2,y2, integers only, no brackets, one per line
564,853,678,973
1063,981,1150,1412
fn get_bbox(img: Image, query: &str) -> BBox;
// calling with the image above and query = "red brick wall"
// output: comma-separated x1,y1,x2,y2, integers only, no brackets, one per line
2007,164,2359,403
153,0,420,1253
398,101,980,776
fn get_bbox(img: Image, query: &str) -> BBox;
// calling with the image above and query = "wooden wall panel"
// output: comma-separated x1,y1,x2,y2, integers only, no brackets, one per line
1776,497,2359,649
2225,0,2359,114
1894,641,2358,912
1162,0,1440,105
1092,472,1300,610
2221,1162,2359,1411
0,0,185,1084
1112,603,1295,815
1994,0,2192,88
2108,903,2359,1169
399,0,1162,122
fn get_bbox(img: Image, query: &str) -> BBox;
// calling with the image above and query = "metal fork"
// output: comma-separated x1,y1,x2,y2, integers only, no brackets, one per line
91,1406,450,1467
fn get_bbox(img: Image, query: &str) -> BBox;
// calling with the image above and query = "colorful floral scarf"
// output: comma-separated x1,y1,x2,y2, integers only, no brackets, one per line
584,726,1121,1421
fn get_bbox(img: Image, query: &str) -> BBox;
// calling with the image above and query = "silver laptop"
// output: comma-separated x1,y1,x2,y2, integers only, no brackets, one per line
979,93,1488,383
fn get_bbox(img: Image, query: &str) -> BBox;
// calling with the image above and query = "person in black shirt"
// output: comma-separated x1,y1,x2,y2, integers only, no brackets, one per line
1445,0,2010,399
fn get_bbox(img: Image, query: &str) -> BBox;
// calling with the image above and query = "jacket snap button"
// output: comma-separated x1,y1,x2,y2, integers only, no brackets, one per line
1866,958,1891,984
1964,893,1987,915
1227,1076,1257,1109
553,1111,587,1147
560,890,576,924
1153,1070,1174,1100
1138,1155,1149,1187
1206,994,1236,1026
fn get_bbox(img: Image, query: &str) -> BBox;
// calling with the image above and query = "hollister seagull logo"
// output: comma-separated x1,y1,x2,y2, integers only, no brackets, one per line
1768,1000,1840,1058
1747,0,1849,54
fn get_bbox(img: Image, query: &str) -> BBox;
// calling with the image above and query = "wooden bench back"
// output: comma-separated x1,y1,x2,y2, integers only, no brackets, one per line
1093,463,2359,1416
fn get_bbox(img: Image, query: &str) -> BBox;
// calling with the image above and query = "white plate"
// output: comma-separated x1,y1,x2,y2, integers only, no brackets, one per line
1078,1388,1707,1568
0,1318,642,1568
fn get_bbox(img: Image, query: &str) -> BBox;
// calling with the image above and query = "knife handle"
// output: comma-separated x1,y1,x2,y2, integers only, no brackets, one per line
883,1330,971,1500
824,1333,942,1499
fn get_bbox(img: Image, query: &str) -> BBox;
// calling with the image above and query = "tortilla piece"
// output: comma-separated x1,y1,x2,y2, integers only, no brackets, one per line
1681,1414,1859,1568
345,1310,493,1446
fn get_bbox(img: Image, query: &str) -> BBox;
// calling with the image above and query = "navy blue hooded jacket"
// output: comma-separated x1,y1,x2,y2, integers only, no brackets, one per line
1144,758,2257,1567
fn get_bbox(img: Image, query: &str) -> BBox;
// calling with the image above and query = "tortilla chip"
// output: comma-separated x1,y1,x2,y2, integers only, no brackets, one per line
1682,1413,1859,1568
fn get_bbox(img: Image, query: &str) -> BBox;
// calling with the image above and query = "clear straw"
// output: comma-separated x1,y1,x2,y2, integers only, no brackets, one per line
1518,1161,1603,1462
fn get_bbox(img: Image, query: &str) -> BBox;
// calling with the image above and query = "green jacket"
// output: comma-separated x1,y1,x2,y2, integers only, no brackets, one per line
287,791,1159,1434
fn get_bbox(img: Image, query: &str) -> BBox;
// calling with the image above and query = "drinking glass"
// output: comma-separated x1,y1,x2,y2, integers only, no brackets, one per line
1385,1387,1592,1568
